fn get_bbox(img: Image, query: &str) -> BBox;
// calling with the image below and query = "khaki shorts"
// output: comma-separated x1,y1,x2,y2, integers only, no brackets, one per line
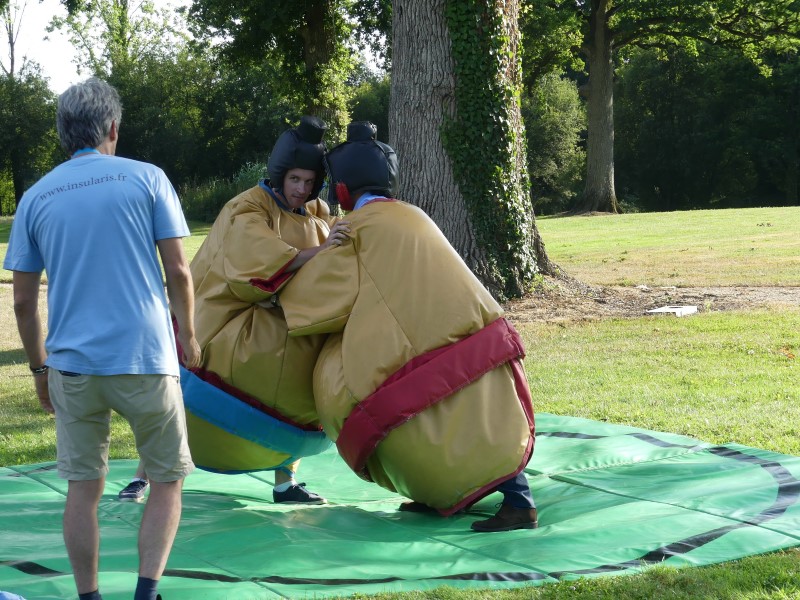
49,370,194,482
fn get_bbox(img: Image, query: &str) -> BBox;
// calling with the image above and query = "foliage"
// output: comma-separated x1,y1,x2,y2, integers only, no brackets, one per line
1,4,61,212
520,0,800,214
0,172,14,215
110,46,295,189
616,45,799,211
181,54,310,182
350,0,392,68
180,162,266,223
50,0,188,79
186,0,355,139
50,0,306,190
441,0,536,301
0,66,59,212
518,1,583,86
349,72,390,142
748,50,800,205
109,45,211,183
522,73,585,215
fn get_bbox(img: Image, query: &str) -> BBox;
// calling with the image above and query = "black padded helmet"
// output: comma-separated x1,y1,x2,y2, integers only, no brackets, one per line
267,115,328,199
324,121,399,211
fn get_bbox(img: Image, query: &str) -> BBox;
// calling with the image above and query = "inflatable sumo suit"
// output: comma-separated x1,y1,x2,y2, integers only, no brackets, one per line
279,122,535,514
181,116,337,473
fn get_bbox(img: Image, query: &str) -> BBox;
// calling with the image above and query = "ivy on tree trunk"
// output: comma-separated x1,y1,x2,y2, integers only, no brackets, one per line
391,0,554,301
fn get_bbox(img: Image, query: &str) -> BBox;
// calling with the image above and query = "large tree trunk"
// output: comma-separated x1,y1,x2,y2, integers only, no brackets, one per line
573,0,619,214
390,0,554,299
389,0,474,249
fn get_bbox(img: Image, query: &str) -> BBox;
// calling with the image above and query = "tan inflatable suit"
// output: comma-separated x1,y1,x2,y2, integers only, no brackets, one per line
185,186,337,472
280,199,535,514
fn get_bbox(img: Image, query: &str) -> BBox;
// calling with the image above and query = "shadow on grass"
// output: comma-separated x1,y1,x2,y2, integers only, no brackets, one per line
0,347,27,367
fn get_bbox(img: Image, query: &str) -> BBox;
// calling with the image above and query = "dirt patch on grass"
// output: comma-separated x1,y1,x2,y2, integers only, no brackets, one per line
3,281,797,326
504,276,800,324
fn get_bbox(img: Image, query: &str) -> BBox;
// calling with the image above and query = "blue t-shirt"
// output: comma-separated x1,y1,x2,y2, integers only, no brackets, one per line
4,153,189,375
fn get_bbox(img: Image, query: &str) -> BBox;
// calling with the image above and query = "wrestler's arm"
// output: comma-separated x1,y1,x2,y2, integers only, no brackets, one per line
279,239,359,336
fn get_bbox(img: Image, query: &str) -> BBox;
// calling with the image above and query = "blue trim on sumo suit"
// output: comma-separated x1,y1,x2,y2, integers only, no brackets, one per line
180,367,333,473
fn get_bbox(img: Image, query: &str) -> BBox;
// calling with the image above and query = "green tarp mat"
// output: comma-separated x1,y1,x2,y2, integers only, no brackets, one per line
2,413,799,599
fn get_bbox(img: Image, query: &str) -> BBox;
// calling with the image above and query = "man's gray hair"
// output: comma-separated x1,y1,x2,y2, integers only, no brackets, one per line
56,77,123,155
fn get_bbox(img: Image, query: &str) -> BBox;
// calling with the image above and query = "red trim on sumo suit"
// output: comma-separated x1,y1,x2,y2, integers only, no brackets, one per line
336,317,535,515
451,358,535,515
249,257,296,292
173,315,322,432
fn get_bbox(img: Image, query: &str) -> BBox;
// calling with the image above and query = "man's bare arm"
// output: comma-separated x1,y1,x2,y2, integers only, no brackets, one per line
12,270,53,413
157,237,201,368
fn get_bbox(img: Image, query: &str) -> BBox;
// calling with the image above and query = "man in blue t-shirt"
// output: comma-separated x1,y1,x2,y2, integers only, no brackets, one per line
4,78,201,600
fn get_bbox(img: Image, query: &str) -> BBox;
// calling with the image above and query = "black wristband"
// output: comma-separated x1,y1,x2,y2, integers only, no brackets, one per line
30,364,49,375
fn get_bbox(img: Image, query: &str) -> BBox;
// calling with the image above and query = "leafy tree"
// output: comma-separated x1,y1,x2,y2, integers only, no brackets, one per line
519,1,583,86
616,45,799,210
616,46,750,211
50,0,188,79
350,0,392,67
49,0,204,181
349,71,390,142
48,0,298,190
522,73,586,215
391,0,555,300
179,53,307,184
0,67,58,211
106,43,303,189
522,0,800,214
749,51,800,205
187,0,355,139
1,3,59,212
109,45,214,183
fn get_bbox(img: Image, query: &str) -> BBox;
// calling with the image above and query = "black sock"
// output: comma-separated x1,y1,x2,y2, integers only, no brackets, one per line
78,591,102,600
134,576,159,600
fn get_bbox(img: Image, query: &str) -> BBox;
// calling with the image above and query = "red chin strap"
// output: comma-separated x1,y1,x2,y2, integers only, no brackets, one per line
336,182,354,211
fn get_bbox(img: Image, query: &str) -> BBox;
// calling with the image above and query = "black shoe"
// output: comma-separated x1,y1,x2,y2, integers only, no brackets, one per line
398,500,438,513
273,483,327,504
118,479,149,503
471,504,538,532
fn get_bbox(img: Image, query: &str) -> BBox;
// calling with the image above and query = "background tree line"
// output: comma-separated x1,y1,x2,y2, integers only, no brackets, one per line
2,0,796,216
1,0,798,296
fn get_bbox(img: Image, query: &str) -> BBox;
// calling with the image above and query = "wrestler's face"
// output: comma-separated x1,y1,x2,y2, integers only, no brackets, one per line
283,168,316,209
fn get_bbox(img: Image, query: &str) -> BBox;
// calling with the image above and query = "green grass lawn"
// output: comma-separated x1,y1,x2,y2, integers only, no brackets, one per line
2,208,800,599
536,206,800,287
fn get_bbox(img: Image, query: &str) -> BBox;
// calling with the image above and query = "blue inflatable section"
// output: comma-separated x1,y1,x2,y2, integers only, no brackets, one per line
179,367,333,463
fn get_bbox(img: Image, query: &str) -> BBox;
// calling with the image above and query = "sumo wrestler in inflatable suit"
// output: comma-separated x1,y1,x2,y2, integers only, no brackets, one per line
179,117,347,489
278,122,538,531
